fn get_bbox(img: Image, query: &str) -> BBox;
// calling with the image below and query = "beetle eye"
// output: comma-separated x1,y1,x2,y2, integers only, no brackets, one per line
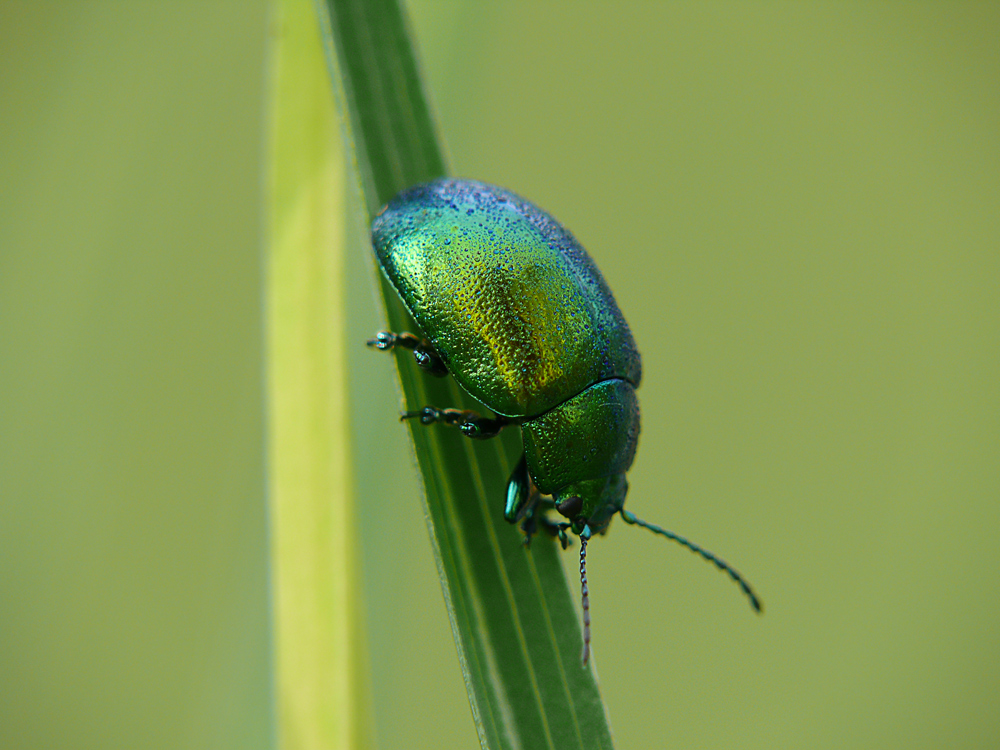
556,495,582,519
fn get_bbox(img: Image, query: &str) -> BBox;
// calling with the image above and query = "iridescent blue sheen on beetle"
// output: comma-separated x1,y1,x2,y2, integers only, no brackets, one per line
369,179,760,664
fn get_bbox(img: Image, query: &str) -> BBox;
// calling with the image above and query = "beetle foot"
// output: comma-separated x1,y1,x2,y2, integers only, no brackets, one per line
520,514,538,547
401,406,473,426
537,516,573,549
366,330,408,350
401,405,510,440
557,527,572,549
367,330,449,377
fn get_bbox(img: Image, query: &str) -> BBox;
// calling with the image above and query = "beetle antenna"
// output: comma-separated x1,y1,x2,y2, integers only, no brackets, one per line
620,509,763,613
579,535,591,665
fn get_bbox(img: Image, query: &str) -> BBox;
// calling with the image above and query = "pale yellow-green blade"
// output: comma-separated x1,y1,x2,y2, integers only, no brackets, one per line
265,1,372,749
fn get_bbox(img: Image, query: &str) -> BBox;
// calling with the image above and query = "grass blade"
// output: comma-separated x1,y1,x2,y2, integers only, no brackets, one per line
315,0,617,747
266,1,373,748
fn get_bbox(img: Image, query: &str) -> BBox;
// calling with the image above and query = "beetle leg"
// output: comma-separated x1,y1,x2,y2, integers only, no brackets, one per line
460,414,512,439
366,331,449,377
520,513,538,547
520,516,571,549
558,527,571,549
537,518,573,550
401,405,474,426
555,522,574,549
519,505,568,547
400,406,512,440
505,456,533,523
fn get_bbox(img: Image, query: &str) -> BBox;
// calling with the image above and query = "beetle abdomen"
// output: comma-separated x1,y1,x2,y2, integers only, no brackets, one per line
521,379,640,495
371,179,641,418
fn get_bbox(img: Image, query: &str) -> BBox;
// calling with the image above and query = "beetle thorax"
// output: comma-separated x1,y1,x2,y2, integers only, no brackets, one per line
521,379,640,497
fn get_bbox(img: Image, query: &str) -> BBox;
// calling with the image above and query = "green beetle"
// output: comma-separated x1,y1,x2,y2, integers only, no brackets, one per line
369,179,760,663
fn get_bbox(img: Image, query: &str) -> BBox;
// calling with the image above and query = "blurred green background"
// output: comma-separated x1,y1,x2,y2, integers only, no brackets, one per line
2,2,998,750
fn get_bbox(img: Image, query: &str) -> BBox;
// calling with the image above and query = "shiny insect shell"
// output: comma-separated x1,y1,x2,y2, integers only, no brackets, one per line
369,178,760,664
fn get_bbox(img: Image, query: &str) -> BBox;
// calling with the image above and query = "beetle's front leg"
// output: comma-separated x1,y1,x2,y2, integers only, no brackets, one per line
367,331,449,377
401,405,512,439
537,516,573,549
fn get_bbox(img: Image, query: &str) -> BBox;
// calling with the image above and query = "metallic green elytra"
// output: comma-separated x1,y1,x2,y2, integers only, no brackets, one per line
369,178,761,664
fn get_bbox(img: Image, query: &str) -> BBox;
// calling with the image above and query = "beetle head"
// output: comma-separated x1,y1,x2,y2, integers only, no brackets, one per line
553,473,629,536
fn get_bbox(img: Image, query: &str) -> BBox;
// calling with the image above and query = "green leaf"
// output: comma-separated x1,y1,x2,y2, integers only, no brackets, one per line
315,0,616,748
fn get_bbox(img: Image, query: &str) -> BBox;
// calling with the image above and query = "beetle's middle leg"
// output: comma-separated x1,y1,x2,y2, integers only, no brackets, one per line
401,405,512,439
367,331,449,377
